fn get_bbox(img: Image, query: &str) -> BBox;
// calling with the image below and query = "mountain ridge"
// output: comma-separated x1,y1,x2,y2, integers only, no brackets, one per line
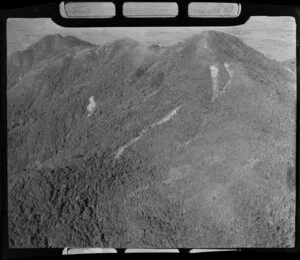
7,31,296,248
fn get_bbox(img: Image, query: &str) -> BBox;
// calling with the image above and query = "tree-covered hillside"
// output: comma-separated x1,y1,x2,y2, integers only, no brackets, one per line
7,31,296,248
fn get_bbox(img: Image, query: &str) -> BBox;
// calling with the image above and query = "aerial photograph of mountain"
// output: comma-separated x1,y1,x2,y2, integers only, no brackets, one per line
7,16,296,248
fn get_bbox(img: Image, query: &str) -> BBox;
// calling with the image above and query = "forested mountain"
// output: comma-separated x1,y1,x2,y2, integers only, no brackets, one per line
7,31,296,248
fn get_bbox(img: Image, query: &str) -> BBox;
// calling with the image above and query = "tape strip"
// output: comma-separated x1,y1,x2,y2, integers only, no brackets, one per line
62,248,237,254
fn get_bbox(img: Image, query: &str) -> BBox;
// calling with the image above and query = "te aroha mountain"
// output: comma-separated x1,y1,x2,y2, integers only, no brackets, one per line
7,31,296,248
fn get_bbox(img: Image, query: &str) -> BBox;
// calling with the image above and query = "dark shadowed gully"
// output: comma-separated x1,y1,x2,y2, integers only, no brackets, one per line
7,31,296,248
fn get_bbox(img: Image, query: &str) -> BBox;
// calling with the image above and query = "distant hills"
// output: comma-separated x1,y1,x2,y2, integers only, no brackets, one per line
7,31,296,248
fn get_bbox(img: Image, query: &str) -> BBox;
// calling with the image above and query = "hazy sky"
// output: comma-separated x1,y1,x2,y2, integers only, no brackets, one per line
7,16,296,61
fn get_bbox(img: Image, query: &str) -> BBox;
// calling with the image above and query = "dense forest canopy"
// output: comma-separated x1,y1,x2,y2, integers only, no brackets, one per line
7,31,296,248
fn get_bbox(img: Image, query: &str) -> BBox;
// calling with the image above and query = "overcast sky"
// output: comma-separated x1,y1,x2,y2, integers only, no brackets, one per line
7,16,295,61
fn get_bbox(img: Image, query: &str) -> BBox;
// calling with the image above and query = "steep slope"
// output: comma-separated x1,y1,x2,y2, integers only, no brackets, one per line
7,31,296,248
7,35,163,173
281,58,296,80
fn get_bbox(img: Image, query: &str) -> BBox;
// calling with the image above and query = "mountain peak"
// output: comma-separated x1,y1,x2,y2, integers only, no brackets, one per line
29,34,95,54
7,34,96,77
175,30,267,65
184,30,244,49
111,37,142,48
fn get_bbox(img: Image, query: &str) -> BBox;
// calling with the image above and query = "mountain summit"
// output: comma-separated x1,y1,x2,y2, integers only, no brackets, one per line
7,34,96,87
30,33,95,53
7,32,295,248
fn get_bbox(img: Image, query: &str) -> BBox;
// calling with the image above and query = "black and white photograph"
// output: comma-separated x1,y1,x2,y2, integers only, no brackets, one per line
6,6,296,249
